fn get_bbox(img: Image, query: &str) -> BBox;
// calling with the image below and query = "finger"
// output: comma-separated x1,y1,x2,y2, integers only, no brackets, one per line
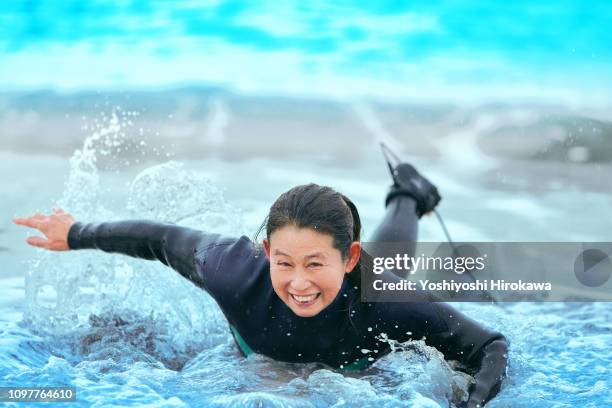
26,236,50,249
13,212,46,224
28,216,48,229
12,217,45,229
52,207,65,214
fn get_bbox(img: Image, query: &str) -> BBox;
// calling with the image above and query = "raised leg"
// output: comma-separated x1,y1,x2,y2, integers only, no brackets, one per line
369,195,419,259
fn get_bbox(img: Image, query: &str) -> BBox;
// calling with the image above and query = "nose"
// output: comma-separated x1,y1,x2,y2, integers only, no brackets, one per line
289,272,312,292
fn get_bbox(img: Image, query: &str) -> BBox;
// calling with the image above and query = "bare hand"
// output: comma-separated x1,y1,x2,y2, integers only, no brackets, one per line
12,207,75,251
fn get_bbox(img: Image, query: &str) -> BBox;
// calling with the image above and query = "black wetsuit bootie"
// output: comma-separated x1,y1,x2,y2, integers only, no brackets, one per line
385,163,441,218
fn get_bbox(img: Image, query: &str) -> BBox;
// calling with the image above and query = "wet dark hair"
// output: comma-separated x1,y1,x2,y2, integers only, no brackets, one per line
255,183,362,286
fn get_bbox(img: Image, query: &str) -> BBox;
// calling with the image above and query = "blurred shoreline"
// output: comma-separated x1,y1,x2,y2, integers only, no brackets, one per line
1,88,611,195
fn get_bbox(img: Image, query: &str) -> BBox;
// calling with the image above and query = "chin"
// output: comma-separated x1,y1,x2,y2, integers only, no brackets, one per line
285,295,325,317
291,307,322,317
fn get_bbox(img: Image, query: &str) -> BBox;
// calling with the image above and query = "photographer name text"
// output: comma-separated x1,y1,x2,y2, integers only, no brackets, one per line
372,279,553,292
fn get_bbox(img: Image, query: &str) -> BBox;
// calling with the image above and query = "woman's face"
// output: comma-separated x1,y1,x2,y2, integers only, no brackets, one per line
263,224,360,317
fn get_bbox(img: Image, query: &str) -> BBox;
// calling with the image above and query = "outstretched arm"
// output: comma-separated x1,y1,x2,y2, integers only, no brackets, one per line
12,208,227,287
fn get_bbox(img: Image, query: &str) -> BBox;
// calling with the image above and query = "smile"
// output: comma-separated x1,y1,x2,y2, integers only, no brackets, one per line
290,292,321,306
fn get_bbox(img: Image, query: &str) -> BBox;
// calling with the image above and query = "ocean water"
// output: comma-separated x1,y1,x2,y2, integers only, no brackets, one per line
1,109,611,407
1,1,612,105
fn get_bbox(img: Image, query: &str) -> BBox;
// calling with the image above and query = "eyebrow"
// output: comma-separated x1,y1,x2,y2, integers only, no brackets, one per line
273,250,327,260
305,252,327,260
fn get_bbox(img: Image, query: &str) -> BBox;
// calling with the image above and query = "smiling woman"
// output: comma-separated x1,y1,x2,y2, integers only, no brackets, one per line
13,161,507,408
261,184,361,318
268,227,349,314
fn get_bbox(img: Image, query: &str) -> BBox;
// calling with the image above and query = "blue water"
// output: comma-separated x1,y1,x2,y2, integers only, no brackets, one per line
1,1,612,104
1,111,611,407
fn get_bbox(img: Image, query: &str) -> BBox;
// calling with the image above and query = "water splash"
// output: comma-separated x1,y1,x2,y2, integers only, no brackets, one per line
127,160,244,235
59,109,136,216
371,333,473,406
22,109,242,365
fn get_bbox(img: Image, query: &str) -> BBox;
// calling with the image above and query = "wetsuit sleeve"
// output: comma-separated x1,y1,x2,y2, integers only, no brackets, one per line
67,220,229,287
428,302,508,408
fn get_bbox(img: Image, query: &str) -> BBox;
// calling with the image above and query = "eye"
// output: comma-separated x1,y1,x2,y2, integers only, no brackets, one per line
276,261,292,267
308,262,323,268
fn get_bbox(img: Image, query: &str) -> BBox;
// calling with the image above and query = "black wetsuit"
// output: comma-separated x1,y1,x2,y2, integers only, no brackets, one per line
67,195,508,407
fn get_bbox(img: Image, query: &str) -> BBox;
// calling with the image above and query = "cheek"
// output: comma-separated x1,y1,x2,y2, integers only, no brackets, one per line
269,269,288,293
316,268,345,294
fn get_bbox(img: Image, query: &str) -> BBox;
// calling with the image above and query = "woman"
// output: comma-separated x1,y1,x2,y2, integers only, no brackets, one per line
13,161,507,407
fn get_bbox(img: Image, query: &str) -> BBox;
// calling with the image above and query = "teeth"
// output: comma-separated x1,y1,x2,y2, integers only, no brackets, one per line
292,294,318,302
